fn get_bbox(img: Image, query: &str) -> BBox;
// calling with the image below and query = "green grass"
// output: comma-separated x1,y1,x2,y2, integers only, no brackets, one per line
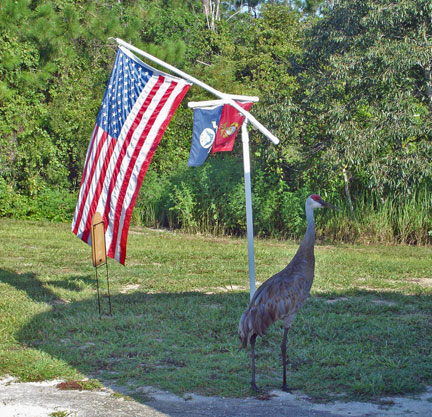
0,219,431,402
49,412,71,417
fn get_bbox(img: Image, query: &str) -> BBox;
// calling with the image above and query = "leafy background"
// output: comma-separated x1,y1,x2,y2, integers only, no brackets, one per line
0,0,431,243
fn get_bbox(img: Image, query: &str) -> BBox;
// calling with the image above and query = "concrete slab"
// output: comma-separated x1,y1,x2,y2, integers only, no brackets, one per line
1,377,431,417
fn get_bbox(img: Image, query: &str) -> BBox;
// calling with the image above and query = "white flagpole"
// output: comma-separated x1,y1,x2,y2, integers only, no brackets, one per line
114,38,279,146
188,98,258,299
113,39,273,300
241,120,256,300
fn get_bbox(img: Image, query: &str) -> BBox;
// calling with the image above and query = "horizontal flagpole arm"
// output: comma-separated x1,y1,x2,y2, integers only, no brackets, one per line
115,38,279,145
188,96,259,109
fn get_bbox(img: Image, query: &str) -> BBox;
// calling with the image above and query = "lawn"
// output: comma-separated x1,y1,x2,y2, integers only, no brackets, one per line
0,219,431,402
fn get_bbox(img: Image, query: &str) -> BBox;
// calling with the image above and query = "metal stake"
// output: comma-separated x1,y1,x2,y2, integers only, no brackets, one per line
91,214,112,318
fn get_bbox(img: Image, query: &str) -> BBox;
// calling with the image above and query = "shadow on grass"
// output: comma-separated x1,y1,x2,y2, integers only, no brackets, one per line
8,268,432,406
0,268,94,303
0,268,56,302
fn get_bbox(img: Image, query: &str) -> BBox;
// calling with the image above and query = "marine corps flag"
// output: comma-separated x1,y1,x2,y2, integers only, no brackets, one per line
188,101,253,167
211,101,253,153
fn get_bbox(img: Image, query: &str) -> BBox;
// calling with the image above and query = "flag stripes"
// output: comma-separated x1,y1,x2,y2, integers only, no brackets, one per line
72,47,191,264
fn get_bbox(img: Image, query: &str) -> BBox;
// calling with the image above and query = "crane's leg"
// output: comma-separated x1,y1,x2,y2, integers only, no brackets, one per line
281,327,290,392
250,334,258,391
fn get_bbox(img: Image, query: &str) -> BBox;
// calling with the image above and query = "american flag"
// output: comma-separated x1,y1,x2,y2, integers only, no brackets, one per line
72,46,191,264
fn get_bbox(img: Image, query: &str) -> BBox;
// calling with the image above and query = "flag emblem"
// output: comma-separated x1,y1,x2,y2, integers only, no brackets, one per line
200,127,216,148
211,101,253,153
220,122,239,137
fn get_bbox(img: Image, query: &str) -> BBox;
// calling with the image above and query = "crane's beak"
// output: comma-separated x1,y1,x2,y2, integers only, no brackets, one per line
320,199,337,210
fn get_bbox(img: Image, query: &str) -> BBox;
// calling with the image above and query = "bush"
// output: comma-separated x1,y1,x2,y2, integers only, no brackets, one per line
0,177,29,218
0,180,76,223
134,158,314,238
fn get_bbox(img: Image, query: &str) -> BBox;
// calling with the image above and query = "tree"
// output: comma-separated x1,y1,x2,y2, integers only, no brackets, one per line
298,0,432,199
0,0,202,195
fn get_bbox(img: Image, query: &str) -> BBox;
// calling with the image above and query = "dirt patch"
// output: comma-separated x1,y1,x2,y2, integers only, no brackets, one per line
370,299,397,306
322,297,396,306
199,283,263,294
324,297,349,304
405,277,432,288
118,284,141,294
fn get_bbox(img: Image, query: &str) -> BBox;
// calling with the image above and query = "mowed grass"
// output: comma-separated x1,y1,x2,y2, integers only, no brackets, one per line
0,218,431,402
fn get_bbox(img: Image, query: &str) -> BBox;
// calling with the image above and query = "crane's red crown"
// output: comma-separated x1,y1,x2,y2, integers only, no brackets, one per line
310,194,322,201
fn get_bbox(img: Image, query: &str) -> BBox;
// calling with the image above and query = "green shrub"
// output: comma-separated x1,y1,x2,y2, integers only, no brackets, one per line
0,177,28,218
135,158,314,239
0,180,76,223
29,189,76,222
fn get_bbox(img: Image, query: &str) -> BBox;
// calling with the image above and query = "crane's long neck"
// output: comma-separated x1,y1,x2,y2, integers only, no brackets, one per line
293,203,316,261
302,203,316,249
286,201,317,293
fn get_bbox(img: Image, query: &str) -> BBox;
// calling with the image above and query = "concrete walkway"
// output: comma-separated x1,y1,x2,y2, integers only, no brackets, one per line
1,377,431,417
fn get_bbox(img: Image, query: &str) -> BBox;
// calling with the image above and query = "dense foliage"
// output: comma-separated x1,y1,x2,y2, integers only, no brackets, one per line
0,0,431,243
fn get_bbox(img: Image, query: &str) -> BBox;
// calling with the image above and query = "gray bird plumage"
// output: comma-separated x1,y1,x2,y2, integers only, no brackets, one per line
238,194,335,391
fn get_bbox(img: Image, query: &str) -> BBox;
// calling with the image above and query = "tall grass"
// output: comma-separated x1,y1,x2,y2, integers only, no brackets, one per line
135,162,432,245
1,159,430,245
320,188,432,245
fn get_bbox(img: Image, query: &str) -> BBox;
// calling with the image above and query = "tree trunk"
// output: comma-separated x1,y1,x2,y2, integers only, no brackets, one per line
202,0,220,31
202,0,210,16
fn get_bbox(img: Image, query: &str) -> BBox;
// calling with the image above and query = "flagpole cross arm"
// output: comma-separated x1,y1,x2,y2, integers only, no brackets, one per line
114,38,280,146
188,96,259,109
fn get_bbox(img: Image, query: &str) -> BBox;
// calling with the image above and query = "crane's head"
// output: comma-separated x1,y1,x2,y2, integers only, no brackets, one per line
308,194,336,210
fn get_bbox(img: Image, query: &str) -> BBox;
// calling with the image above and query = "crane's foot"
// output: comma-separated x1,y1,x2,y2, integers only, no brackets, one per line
251,382,259,392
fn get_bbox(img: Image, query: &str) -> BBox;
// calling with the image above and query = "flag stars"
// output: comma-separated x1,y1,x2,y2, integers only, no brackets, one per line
96,49,158,140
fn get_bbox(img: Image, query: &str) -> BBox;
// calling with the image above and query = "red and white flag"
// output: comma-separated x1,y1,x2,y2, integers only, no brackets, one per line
72,46,191,264
211,101,253,153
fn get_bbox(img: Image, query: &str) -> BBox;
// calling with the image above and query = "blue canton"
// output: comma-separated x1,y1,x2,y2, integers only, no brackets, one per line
96,49,153,140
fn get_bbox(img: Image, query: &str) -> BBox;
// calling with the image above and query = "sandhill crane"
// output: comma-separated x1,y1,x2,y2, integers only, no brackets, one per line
238,194,335,392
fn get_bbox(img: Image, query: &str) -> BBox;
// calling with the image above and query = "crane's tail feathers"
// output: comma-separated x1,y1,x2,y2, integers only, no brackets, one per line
238,311,250,348
239,307,269,348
